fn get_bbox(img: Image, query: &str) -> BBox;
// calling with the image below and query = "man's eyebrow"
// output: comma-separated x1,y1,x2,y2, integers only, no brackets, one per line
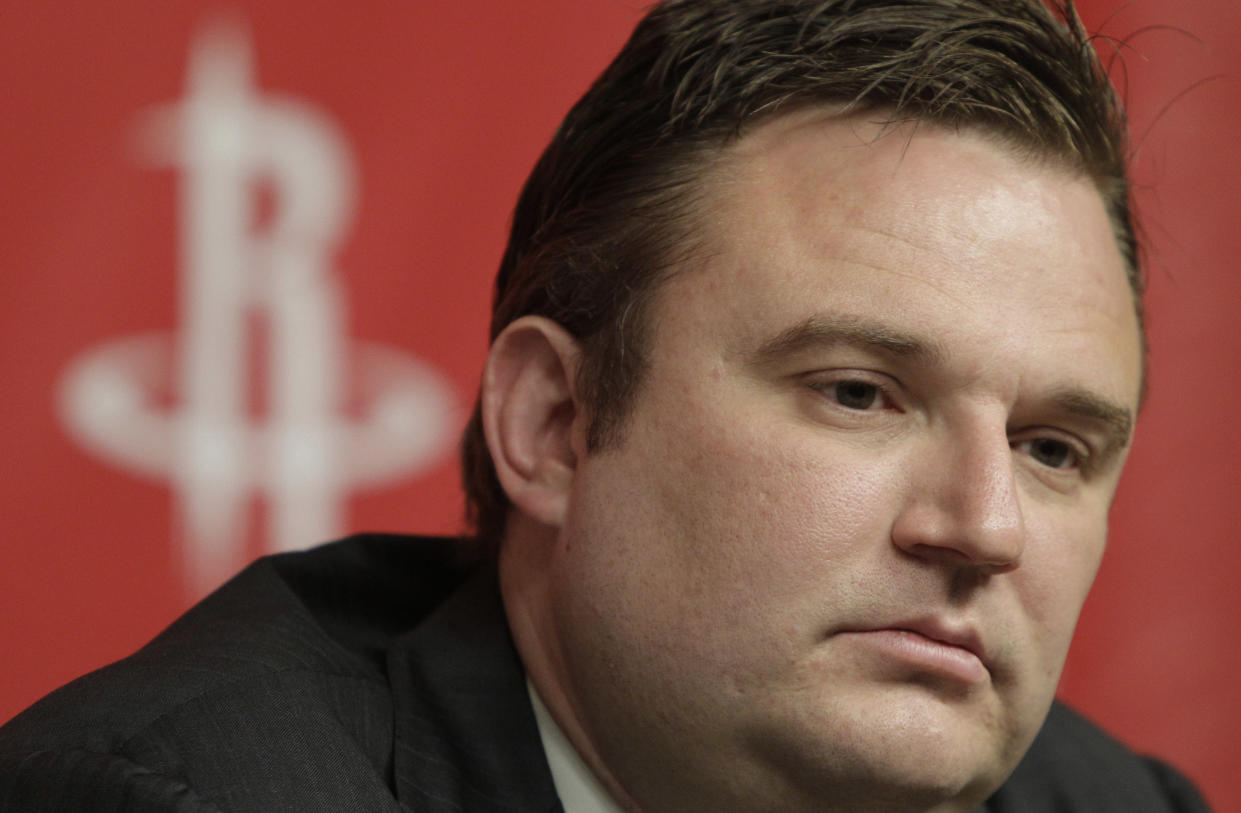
747,316,1136,455
1050,389,1134,459
745,315,949,366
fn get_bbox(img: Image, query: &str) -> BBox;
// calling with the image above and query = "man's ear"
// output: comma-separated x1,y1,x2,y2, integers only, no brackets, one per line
481,315,584,528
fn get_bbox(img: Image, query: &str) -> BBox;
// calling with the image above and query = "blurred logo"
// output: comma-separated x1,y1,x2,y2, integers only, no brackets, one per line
58,21,456,595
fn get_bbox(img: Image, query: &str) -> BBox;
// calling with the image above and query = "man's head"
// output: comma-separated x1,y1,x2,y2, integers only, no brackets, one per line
472,1,1144,810
462,0,1136,549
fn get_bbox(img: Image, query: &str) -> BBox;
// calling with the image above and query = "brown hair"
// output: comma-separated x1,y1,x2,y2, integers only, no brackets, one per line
461,0,1136,551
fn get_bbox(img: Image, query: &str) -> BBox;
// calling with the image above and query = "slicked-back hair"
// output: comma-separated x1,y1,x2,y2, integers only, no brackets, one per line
461,0,1136,552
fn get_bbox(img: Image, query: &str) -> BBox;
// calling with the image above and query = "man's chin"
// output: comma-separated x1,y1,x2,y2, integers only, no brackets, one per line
746,684,1021,812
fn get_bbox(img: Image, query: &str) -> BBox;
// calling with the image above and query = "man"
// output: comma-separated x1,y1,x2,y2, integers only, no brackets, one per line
0,0,1211,811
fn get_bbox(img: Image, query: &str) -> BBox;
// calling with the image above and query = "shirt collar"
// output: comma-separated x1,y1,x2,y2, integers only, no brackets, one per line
528,680,627,813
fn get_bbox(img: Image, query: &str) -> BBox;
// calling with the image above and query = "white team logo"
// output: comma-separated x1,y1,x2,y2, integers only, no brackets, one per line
58,20,457,595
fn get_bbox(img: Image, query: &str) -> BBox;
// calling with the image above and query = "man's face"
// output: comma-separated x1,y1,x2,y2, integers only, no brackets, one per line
545,111,1143,811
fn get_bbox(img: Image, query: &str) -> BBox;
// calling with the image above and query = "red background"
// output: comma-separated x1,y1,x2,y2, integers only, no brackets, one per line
2,1,1237,809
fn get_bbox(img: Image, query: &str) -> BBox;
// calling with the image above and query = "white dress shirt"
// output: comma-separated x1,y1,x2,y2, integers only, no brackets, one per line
528,680,627,813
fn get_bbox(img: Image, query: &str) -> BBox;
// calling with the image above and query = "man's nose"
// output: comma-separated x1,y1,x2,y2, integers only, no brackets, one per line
890,423,1025,572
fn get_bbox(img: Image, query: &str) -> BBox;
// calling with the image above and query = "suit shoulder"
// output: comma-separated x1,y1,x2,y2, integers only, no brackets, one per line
0,534,467,812
0,534,466,759
989,701,1211,812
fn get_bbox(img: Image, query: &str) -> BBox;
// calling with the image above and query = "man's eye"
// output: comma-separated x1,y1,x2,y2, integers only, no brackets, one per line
1018,437,1079,470
832,380,882,410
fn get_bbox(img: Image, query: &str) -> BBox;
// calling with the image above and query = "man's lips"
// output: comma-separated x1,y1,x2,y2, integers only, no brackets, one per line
834,617,992,685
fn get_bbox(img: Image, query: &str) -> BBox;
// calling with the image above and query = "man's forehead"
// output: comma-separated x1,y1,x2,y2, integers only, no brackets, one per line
692,105,1144,346
707,108,1083,208
647,107,1144,408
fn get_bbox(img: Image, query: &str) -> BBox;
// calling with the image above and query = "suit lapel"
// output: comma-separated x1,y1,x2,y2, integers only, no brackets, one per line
388,564,562,812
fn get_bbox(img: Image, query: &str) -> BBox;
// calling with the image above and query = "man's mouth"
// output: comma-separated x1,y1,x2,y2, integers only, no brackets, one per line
835,617,992,685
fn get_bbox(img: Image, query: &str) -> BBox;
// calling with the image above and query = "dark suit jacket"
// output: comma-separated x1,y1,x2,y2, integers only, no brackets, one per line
0,535,1210,812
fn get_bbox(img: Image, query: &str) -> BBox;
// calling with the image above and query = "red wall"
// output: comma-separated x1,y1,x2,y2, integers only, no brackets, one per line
2,1,1237,808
